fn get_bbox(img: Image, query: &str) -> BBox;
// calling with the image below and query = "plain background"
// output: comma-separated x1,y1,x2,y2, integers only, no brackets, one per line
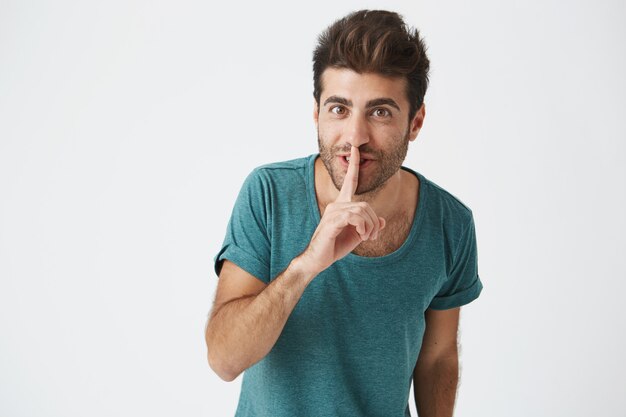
1,0,625,415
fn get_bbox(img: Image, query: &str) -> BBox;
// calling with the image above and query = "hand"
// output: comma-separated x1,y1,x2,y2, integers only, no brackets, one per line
300,145,386,275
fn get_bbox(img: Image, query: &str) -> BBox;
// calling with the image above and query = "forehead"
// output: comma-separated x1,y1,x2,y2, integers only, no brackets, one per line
320,67,408,108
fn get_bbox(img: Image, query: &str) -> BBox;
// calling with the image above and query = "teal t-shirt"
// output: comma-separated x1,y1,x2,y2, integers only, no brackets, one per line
213,153,483,417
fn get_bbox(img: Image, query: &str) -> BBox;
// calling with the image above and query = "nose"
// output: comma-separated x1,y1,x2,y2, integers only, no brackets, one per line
345,113,370,148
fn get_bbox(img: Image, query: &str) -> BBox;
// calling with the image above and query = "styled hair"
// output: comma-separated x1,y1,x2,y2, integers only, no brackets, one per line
313,10,430,122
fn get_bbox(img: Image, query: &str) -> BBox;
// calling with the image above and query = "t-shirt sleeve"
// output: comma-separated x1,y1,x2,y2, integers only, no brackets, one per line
428,214,483,310
213,168,271,284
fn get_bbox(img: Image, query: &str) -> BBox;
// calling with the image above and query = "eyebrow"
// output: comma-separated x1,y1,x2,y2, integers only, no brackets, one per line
323,95,401,112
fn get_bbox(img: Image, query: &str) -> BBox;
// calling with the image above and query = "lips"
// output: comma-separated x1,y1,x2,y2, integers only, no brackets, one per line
338,155,374,169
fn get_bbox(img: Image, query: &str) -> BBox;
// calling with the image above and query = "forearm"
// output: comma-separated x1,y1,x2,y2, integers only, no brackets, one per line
413,355,459,417
206,255,318,381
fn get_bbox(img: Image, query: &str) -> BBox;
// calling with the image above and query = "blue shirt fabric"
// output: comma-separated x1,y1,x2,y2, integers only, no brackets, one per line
213,153,483,417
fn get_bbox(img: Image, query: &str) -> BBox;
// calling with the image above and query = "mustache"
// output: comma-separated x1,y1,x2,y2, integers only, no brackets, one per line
334,146,377,156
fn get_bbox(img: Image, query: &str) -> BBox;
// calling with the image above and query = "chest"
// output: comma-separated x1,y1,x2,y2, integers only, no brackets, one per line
315,201,416,258
351,212,413,257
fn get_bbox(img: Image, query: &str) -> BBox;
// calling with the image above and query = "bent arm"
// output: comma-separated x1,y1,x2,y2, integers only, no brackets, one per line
205,255,317,381
413,354,458,417
413,307,460,417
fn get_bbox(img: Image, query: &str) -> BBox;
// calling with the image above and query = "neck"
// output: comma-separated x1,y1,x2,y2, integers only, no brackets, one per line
314,156,405,221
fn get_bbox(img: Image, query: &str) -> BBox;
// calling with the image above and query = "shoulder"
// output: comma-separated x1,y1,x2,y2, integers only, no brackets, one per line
255,154,312,174
424,178,472,217
402,166,473,216
420,174,473,224
401,166,475,245
245,154,313,188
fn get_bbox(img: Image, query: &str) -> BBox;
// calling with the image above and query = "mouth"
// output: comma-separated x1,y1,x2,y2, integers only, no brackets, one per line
338,155,373,169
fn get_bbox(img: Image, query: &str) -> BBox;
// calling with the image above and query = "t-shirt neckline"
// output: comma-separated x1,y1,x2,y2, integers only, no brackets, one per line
305,152,427,265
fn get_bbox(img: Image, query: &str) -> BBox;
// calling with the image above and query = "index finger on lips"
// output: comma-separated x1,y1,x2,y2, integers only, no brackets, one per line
336,145,359,202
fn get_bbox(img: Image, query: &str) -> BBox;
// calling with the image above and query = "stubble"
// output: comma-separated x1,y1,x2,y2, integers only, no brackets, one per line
317,129,410,200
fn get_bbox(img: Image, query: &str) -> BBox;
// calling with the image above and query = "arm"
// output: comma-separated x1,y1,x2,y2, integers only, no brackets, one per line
413,307,460,417
206,256,317,382
206,146,385,382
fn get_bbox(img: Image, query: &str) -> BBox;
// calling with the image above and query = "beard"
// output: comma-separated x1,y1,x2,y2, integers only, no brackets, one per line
317,129,410,198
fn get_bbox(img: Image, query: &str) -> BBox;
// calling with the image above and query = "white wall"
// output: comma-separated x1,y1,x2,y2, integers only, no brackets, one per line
1,0,624,416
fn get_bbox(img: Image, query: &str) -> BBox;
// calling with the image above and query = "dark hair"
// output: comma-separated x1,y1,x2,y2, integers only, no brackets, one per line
313,10,430,122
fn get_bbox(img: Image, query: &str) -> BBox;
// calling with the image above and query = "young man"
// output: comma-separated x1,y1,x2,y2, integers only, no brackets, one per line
205,10,483,417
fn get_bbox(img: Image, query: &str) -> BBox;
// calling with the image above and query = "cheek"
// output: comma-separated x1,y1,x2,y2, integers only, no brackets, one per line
317,125,341,143
366,123,402,138
377,126,407,144
378,122,404,135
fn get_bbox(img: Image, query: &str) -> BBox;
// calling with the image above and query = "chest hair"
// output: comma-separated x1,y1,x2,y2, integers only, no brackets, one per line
351,211,412,257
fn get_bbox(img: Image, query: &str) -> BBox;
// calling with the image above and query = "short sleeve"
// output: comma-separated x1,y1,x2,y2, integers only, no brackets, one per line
213,168,271,284
428,215,483,310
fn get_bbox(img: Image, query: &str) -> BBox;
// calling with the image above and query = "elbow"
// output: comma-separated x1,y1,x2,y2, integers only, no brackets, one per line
204,314,243,382
205,328,241,382
208,351,240,382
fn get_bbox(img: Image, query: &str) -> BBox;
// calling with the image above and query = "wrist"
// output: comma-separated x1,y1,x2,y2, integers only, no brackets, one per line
291,251,323,282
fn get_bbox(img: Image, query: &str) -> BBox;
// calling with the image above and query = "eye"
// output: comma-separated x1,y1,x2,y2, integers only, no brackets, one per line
372,108,391,118
330,105,347,115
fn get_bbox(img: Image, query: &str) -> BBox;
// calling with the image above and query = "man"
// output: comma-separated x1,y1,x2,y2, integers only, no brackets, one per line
205,9,483,417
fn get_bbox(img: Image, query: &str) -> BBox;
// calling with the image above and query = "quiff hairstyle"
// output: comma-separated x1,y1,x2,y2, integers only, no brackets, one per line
313,10,430,123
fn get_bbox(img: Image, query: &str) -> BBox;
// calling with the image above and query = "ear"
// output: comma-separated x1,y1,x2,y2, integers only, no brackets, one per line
313,99,320,129
408,103,425,142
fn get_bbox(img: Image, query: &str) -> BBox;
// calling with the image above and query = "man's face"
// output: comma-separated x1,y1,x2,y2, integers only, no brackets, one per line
314,67,424,196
